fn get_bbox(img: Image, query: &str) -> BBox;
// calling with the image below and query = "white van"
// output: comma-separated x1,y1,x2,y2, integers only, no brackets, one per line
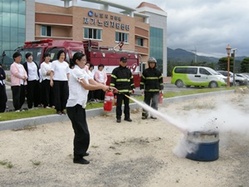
171,66,227,88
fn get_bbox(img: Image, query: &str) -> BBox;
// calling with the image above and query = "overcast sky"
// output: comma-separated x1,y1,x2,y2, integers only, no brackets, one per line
37,0,249,57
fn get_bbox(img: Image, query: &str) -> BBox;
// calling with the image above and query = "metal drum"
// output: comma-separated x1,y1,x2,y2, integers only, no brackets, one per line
186,131,219,161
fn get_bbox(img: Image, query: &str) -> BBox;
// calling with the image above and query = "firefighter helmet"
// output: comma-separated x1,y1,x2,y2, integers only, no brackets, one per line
148,57,157,64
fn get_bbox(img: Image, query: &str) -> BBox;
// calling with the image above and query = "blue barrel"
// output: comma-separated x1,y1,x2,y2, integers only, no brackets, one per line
186,131,219,161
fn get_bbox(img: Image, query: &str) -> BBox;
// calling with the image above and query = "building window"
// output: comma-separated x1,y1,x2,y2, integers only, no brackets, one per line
115,32,128,43
84,28,102,40
150,27,163,71
136,37,144,46
41,25,51,36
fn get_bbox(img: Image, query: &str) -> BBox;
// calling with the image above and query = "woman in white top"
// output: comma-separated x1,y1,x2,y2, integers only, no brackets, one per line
66,52,115,165
40,53,54,108
50,50,70,115
86,63,95,102
23,53,40,109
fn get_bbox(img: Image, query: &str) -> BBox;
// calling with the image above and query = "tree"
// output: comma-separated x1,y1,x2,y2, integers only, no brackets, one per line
217,57,234,72
240,57,249,73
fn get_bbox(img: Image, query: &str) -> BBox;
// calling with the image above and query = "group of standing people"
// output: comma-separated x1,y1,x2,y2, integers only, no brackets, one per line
110,56,163,123
9,50,68,113
5,50,108,115
85,63,108,102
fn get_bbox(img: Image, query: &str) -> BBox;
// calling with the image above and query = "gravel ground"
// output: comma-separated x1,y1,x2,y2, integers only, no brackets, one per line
0,91,249,187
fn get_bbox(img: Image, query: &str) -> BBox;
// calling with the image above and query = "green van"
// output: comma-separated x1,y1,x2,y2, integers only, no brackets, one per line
171,66,227,88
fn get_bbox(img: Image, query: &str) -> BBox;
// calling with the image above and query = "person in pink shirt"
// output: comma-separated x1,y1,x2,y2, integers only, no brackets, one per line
94,64,107,101
10,52,28,112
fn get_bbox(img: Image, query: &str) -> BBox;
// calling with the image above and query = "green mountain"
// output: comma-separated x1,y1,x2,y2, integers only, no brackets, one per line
167,48,219,63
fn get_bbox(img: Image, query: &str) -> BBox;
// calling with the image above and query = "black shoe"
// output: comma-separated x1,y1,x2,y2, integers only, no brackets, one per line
124,118,132,122
73,158,90,165
116,119,121,123
150,116,157,119
82,152,89,157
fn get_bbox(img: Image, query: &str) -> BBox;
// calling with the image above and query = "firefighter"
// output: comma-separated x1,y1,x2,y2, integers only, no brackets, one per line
110,57,134,123
140,57,164,119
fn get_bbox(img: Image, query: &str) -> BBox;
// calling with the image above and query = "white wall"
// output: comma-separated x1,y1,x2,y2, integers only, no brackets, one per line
26,0,35,41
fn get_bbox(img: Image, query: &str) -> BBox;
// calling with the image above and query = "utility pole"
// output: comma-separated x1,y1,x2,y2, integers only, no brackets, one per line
191,46,197,63
232,48,237,86
226,44,231,87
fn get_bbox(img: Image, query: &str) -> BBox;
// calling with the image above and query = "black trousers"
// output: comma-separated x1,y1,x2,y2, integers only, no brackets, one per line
41,80,54,107
95,89,105,100
67,105,90,156
142,92,159,117
87,90,95,102
53,80,69,112
27,80,40,108
0,85,7,112
11,85,26,111
116,93,130,120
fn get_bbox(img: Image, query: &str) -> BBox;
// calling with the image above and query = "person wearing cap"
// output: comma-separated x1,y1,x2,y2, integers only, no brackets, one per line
0,63,7,112
40,53,54,108
66,52,116,165
140,57,164,119
110,56,134,123
23,52,40,109
10,52,28,112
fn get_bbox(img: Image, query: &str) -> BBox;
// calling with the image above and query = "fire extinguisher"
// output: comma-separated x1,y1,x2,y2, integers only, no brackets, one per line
104,90,114,112
158,92,163,104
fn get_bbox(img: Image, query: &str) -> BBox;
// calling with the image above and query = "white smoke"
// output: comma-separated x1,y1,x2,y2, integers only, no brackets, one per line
129,92,249,158
164,93,249,158
173,135,199,158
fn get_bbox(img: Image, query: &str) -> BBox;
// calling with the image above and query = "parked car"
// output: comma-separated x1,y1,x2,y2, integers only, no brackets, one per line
236,73,249,85
171,66,227,88
217,71,247,86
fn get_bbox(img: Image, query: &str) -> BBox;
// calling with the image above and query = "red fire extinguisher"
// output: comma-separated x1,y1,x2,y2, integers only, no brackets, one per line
104,90,114,112
158,92,163,104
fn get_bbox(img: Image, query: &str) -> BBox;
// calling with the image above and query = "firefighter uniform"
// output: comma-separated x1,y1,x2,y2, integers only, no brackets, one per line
140,57,164,119
110,57,134,123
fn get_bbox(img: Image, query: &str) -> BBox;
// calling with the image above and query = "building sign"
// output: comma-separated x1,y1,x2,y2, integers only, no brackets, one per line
83,10,130,31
